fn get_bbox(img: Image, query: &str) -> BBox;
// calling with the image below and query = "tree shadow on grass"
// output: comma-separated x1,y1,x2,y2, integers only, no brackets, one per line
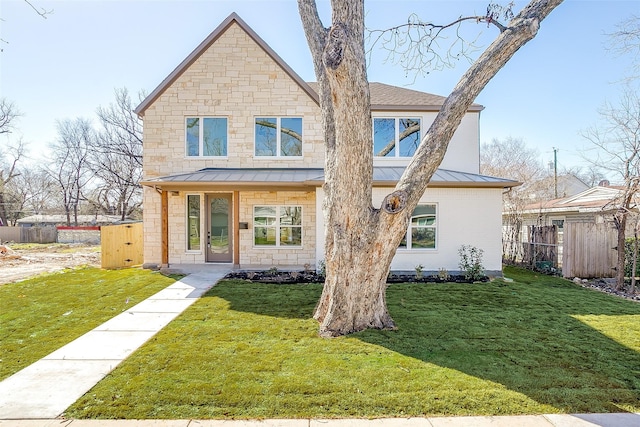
208,275,640,414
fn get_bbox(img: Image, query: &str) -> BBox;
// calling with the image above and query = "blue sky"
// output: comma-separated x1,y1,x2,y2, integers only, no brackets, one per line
1,0,638,174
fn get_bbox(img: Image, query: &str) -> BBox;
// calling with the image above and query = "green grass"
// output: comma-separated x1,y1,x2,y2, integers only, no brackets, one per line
0,267,178,381
64,266,640,419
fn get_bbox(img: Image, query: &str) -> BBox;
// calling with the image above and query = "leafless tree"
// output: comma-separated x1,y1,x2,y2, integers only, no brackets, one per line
564,165,607,188
582,88,640,290
608,14,640,82
480,137,547,262
47,118,95,226
90,88,144,220
95,88,144,168
1,168,55,225
0,99,21,135
0,139,26,226
298,0,562,336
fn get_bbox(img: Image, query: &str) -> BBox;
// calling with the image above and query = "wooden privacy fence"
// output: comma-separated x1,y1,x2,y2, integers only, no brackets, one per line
562,222,617,278
0,226,57,244
101,222,143,269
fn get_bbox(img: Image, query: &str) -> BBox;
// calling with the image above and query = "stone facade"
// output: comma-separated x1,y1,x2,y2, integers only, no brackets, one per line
142,23,324,181
138,14,512,271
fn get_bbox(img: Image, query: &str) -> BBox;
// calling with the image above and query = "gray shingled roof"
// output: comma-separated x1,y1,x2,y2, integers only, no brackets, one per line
306,82,482,112
142,167,519,189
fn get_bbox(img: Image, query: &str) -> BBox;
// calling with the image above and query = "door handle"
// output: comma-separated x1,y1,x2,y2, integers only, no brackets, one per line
207,231,211,247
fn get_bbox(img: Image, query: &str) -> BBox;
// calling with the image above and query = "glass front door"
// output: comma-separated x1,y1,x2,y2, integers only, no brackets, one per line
206,194,232,263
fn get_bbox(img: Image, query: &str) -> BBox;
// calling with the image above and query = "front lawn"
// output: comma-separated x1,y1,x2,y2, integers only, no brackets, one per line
0,267,178,381
66,267,640,419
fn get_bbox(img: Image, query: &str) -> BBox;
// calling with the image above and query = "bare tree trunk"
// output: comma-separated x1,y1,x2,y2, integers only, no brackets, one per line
632,224,638,294
299,0,563,337
615,211,627,290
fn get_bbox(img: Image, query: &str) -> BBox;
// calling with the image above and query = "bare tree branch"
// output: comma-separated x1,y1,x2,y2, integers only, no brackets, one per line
0,99,22,134
23,0,53,19
366,2,515,77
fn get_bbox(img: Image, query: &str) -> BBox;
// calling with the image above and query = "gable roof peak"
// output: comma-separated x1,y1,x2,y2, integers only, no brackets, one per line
134,12,318,116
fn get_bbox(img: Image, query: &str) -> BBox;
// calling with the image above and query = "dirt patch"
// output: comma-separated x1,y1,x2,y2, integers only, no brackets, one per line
0,243,101,285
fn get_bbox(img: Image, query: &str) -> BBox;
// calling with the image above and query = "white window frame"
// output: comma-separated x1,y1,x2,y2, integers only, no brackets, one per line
399,203,437,250
185,117,228,158
372,116,422,158
253,205,303,248
254,117,303,158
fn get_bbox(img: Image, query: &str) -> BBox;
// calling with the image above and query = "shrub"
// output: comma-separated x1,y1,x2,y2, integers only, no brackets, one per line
458,245,485,281
624,238,640,278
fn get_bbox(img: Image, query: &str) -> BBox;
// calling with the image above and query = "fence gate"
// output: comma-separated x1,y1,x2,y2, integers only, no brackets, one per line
101,222,143,269
563,222,617,278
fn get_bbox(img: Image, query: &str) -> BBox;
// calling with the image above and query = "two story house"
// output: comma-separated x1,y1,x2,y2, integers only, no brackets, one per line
135,13,518,275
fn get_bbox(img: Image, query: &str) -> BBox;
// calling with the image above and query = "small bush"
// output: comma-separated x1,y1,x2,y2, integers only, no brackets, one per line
437,267,450,281
624,238,640,278
458,245,485,281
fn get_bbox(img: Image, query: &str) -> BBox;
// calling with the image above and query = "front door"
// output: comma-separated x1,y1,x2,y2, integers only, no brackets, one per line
206,194,232,263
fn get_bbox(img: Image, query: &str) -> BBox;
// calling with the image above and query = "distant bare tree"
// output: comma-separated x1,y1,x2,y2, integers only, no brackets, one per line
47,118,95,226
95,88,144,168
0,99,21,135
0,140,26,226
582,88,640,290
480,136,546,262
608,15,640,81
90,88,144,220
563,165,607,188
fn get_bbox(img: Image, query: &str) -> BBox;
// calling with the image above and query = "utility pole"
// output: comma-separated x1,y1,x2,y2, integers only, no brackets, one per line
552,147,558,198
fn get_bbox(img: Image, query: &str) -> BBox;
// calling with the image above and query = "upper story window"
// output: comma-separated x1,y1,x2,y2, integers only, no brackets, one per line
373,117,421,157
255,117,302,157
186,117,228,157
400,204,437,250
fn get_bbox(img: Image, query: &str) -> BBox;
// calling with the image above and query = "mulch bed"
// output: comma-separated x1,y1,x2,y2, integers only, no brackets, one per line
224,270,488,284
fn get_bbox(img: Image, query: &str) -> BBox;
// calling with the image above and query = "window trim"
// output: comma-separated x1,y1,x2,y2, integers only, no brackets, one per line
398,203,437,251
185,116,229,158
253,205,303,248
372,116,422,158
254,116,303,158
186,194,202,252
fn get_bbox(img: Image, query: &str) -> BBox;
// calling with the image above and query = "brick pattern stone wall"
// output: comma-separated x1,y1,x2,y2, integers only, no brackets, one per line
142,23,324,181
239,191,316,269
143,186,162,265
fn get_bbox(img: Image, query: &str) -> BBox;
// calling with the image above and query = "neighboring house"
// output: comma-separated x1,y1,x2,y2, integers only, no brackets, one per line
135,13,519,275
16,215,122,228
520,184,637,229
529,173,589,200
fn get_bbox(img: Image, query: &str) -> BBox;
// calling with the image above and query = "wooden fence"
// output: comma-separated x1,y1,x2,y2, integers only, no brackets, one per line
0,226,57,244
562,222,617,278
101,222,143,269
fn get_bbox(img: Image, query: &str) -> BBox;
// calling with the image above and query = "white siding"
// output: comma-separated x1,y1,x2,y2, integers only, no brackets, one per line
315,186,503,274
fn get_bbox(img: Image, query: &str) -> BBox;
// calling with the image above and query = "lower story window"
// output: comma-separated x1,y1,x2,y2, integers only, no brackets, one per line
187,195,201,251
254,206,302,246
400,204,436,249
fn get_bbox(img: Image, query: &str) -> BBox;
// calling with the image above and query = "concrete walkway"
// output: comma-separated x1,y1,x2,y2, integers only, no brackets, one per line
1,265,638,426
1,413,640,426
0,265,231,420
